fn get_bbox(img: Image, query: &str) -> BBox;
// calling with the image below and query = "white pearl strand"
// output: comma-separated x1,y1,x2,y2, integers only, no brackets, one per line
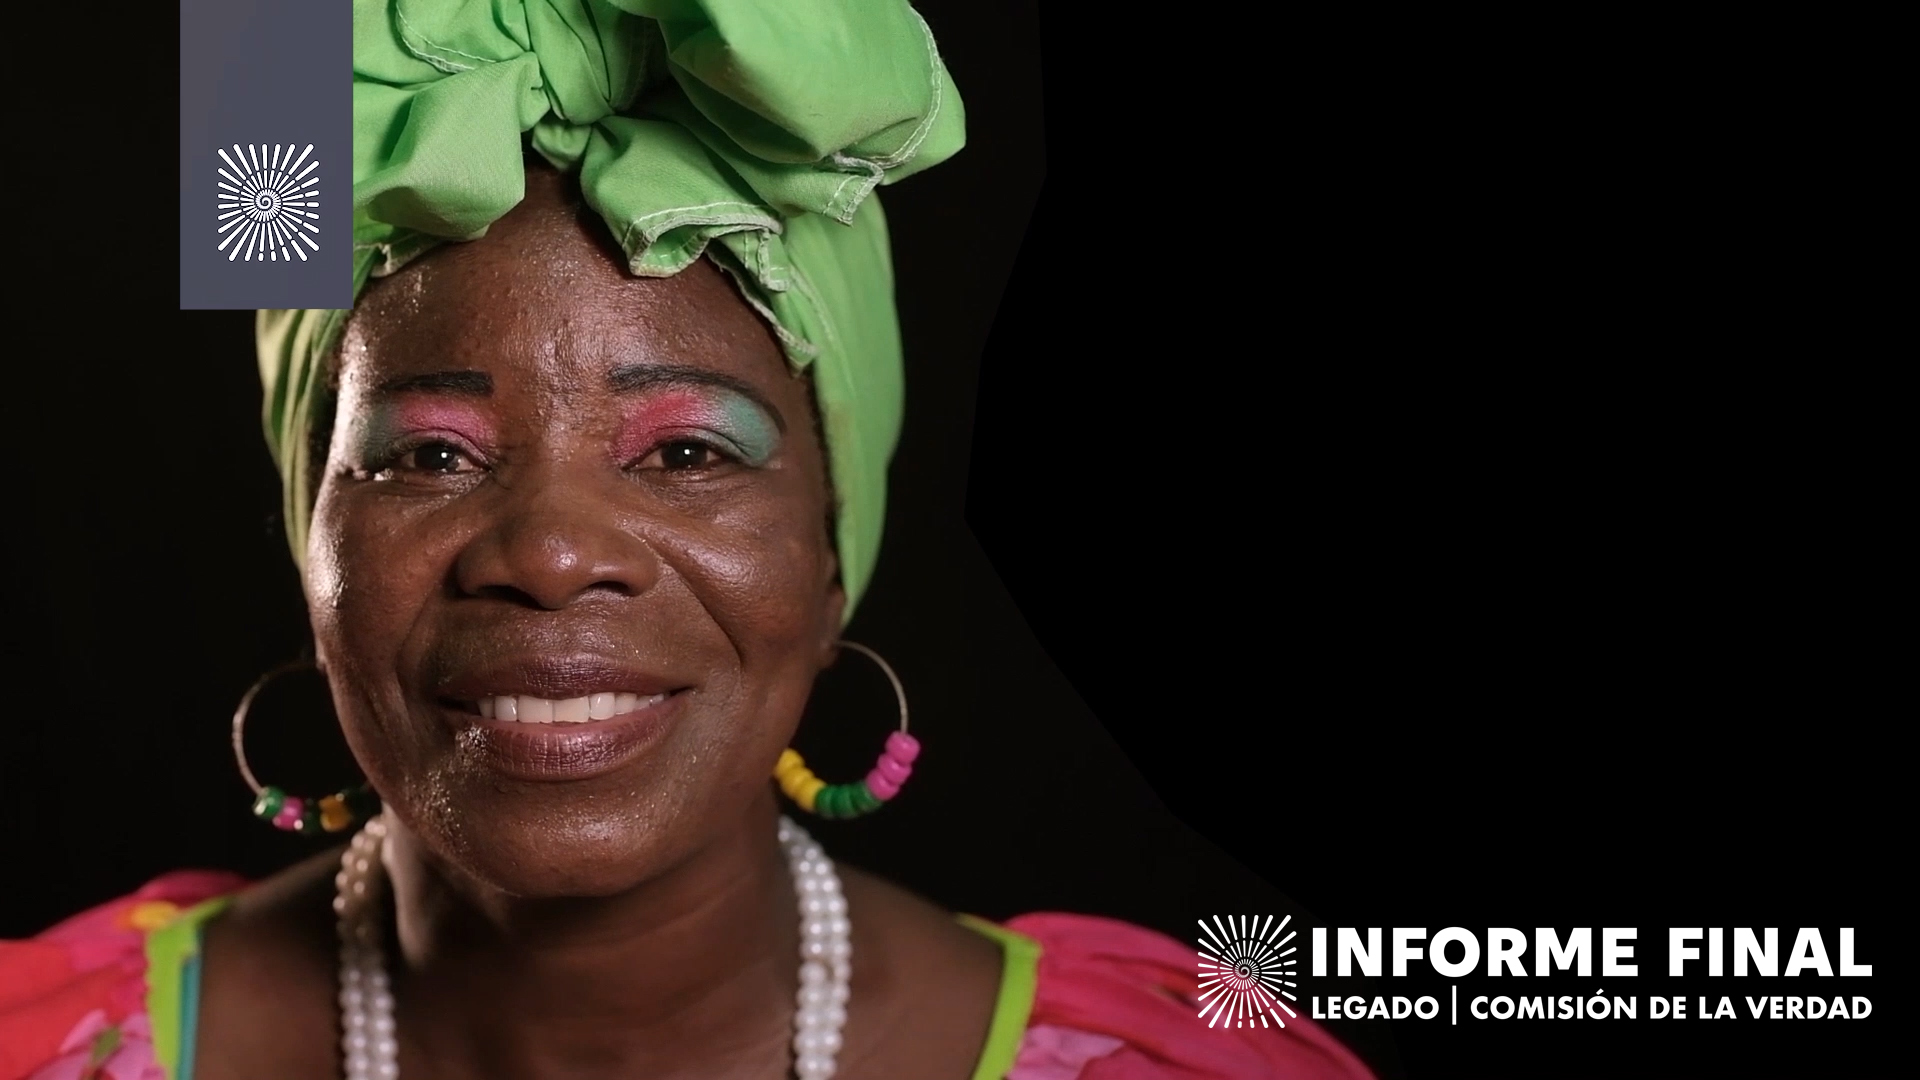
333,813,853,1080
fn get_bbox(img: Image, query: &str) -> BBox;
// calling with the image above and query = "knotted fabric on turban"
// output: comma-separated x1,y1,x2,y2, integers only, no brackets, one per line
258,0,965,620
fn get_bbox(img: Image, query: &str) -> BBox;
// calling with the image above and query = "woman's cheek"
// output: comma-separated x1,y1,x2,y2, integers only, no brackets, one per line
305,489,353,647
313,494,451,757
311,490,443,657
678,502,831,643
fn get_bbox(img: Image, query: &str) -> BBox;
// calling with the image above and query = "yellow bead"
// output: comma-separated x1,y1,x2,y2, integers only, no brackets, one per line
778,764,816,799
796,776,827,812
319,795,354,833
775,752,811,786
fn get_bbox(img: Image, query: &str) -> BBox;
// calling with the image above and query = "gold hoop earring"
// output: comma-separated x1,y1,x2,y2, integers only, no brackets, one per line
774,640,919,819
232,659,378,834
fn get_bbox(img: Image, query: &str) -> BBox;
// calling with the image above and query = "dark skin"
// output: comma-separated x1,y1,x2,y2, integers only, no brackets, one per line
194,163,1004,1080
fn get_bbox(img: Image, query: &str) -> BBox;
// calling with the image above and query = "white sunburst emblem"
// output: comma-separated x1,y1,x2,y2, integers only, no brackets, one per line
217,143,321,263
1197,915,1299,1029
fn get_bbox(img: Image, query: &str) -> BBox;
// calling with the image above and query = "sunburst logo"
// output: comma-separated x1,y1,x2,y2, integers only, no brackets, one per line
216,143,321,263
1197,914,1300,1029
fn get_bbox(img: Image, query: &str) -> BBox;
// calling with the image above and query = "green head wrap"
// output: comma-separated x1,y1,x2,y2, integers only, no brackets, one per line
258,0,964,621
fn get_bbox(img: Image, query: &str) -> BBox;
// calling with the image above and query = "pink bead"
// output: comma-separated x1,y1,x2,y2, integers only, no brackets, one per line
884,732,920,764
865,769,901,801
874,756,911,785
272,798,305,831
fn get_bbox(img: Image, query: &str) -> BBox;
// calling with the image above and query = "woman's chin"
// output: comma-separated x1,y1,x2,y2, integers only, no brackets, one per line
367,738,780,899
392,792,709,900
479,848,674,900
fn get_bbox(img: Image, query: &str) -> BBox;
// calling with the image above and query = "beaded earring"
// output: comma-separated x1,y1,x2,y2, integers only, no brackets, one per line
774,640,920,819
232,659,380,834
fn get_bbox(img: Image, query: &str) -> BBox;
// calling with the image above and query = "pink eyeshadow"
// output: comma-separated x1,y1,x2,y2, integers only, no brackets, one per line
611,390,727,461
352,400,496,460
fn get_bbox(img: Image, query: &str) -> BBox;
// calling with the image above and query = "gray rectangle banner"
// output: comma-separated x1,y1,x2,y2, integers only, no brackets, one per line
180,0,351,309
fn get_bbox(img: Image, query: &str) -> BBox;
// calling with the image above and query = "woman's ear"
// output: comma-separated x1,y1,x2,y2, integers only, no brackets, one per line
818,577,847,668
306,622,331,677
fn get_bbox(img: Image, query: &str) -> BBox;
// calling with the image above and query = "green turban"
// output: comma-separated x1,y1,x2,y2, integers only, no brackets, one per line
258,0,964,621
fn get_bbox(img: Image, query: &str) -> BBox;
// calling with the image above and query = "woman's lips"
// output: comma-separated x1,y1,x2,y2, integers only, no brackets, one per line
441,690,686,782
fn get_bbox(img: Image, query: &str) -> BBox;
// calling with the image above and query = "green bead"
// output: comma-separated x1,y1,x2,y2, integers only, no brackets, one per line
251,787,286,820
818,784,850,819
299,804,323,835
837,784,865,817
846,782,883,815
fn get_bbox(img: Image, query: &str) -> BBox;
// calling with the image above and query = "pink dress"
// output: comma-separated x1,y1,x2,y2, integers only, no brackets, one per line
2,873,1376,1080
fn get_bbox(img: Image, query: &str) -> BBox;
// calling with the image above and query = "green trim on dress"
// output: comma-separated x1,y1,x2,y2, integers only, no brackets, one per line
955,913,1043,1080
145,896,234,1080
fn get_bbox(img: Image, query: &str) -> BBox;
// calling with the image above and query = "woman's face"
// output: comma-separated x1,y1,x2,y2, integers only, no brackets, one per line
308,167,844,897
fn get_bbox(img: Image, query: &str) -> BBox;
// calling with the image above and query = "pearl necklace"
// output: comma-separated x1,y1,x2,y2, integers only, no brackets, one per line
333,814,853,1080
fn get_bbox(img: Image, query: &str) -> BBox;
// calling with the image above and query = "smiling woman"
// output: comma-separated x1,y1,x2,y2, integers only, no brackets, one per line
307,172,852,902
2,2,1377,1079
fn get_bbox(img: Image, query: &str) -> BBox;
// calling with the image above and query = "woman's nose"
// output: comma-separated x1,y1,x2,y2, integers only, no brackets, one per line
452,473,660,609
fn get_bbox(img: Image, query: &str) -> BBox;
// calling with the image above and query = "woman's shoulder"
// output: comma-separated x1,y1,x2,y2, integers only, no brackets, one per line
965,911,1378,1080
0,870,248,1080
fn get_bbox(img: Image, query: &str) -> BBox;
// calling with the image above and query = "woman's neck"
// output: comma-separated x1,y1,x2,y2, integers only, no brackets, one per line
376,798,804,1079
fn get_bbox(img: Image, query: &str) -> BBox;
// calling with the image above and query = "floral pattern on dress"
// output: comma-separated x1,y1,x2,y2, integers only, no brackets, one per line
1,872,245,1080
28,1009,162,1080
1003,912,1379,1079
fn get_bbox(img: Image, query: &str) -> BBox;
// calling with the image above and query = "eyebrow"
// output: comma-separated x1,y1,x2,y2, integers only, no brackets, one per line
372,370,493,397
608,363,787,433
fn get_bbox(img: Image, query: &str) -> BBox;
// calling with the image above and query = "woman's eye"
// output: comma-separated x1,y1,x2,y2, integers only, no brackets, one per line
397,441,476,474
650,440,730,471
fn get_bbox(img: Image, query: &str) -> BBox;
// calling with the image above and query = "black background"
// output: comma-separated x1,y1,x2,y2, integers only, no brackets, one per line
2,3,1899,1078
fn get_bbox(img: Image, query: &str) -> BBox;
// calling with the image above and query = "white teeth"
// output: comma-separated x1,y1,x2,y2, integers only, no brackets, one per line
477,692,666,724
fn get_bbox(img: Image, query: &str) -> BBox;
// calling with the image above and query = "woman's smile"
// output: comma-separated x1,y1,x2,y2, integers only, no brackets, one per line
443,690,688,782
428,652,695,782
471,691,669,723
